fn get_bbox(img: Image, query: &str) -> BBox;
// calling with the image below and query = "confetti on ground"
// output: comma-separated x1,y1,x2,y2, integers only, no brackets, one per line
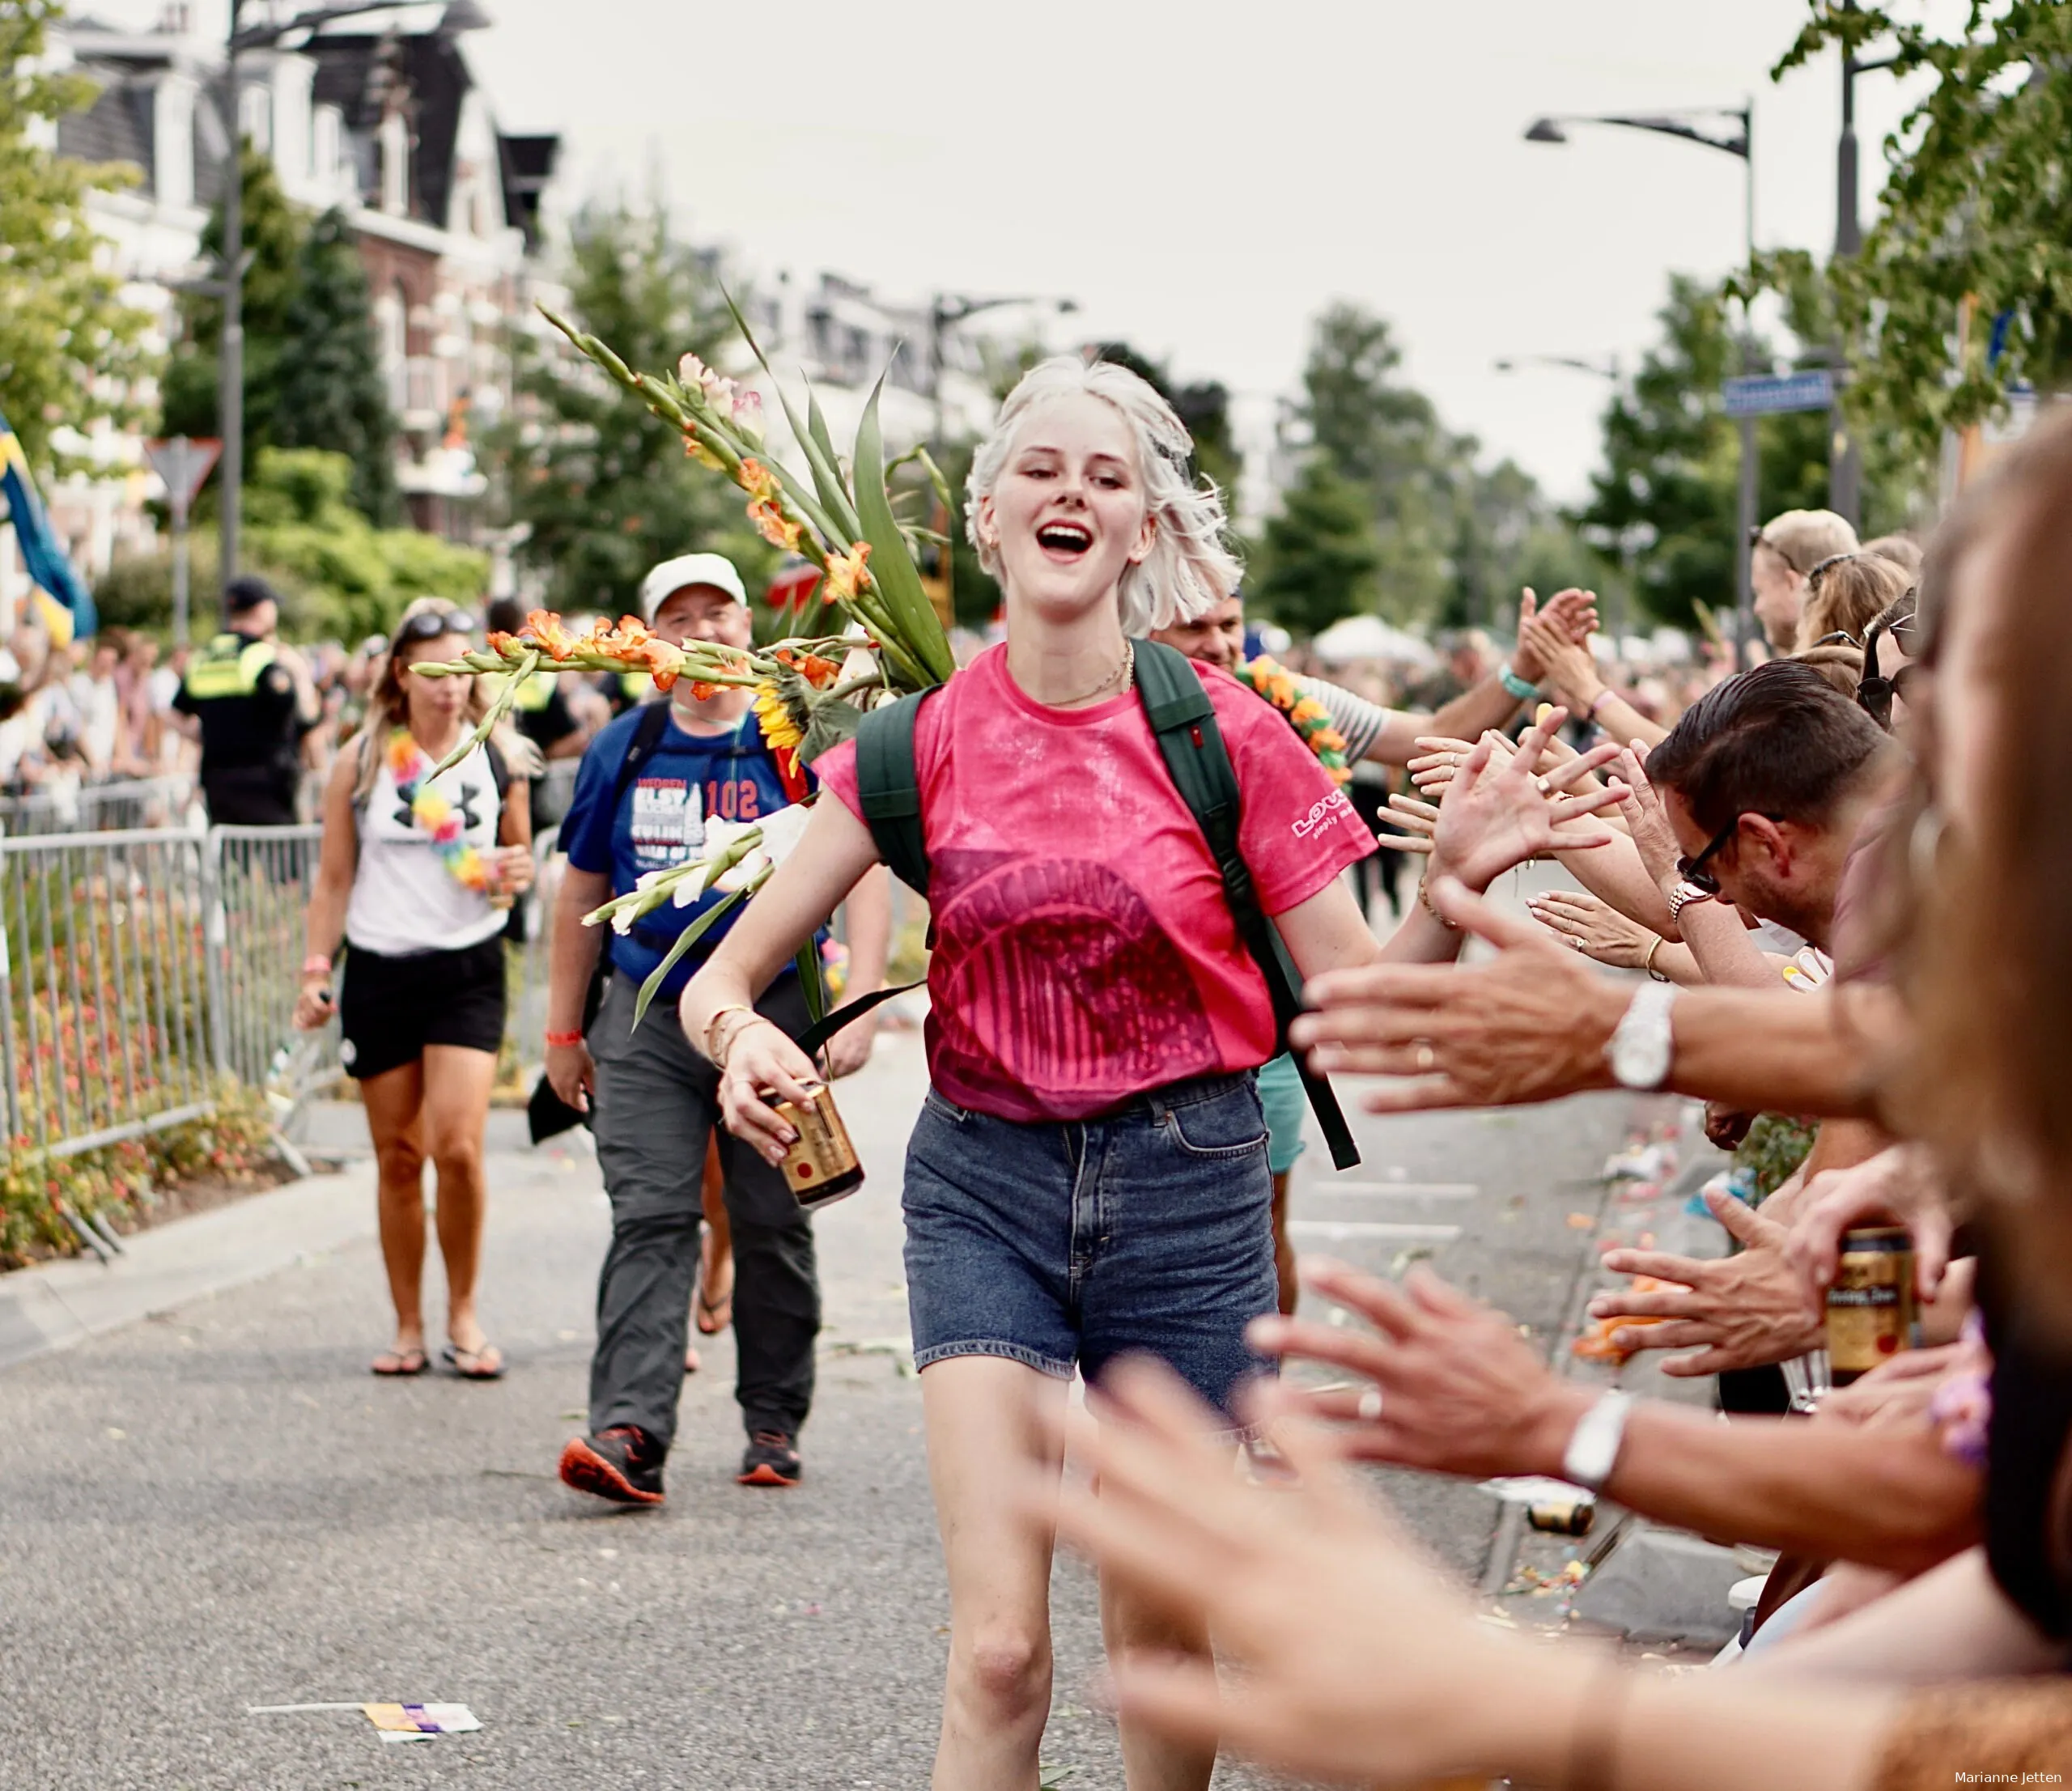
247,1703,482,1743
1505,1560,1591,1597
1566,1212,1596,1230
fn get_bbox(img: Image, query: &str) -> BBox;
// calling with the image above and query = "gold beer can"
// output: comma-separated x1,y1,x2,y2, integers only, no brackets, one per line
1526,1496,1597,1538
773,1082,865,1210
1826,1225,1915,1384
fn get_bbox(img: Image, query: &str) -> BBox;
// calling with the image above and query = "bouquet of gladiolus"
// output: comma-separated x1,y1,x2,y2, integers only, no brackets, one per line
411,299,962,1022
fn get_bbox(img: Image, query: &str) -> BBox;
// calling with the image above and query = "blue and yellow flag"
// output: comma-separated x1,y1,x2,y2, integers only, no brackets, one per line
0,413,96,644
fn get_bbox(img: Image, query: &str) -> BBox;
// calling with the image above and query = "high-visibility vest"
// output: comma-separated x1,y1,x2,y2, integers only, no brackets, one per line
182,632,278,701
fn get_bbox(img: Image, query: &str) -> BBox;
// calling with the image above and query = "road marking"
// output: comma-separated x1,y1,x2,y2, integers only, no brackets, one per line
1287,1220,1463,1242
1309,1182,1480,1199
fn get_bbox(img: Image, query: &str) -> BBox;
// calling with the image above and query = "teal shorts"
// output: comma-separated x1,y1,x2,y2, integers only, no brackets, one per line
1255,1052,1308,1176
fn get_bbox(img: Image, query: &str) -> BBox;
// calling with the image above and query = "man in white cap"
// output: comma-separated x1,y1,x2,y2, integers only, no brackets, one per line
545,552,890,1500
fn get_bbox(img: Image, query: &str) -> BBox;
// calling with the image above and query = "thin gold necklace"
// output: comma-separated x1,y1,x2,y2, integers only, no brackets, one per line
1051,639,1134,708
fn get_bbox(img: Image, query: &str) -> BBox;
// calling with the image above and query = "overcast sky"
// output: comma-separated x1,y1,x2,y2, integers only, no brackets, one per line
116,0,1960,503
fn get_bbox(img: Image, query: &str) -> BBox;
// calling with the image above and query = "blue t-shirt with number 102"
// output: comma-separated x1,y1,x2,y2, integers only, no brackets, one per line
560,702,809,999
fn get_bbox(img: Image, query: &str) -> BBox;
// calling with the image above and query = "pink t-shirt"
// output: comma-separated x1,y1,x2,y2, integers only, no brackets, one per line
816,643,1373,1122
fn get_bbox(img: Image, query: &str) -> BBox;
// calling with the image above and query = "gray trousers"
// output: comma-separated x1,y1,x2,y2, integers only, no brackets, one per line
587,972,820,1448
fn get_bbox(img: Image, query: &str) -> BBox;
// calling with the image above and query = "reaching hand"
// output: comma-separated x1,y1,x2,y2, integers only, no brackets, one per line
1428,708,1627,891
1586,1187,1824,1376
1050,1358,1535,1787
1785,1143,1956,1305
1247,1258,1583,1479
1611,746,1686,898
1526,888,1658,970
1519,613,1606,712
1289,878,1631,1112
1375,794,1437,855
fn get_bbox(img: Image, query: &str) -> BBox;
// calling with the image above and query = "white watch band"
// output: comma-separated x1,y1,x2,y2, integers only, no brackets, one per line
1562,1390,1633,1493
1607,981,1678,1090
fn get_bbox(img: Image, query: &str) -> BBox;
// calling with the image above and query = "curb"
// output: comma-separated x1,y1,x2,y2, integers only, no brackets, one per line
0,1161,380,1374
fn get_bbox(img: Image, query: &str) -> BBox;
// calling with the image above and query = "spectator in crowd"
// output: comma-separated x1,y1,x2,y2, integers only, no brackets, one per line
1751,507,1861,652
1051,405,2072,1791
173,575,321,825
1862,532,1926,581
1798,551,1913,651
293,599,533,1379
68,633,126,778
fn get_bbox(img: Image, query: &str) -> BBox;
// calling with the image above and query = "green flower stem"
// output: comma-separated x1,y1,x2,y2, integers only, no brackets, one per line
427,648,535,778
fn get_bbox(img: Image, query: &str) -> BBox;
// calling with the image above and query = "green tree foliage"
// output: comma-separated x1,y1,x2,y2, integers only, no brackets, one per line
0,0,156,476
160,160,397,520
1249,456,1382,639
499,202,765,616
160,146,305,444
1575,274,1846,630
1289,303,1604,630
270,209,399,524
1777,2,2072,464
95,448,482,641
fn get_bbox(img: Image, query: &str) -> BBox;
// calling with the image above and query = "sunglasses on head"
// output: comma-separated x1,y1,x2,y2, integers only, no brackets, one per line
395,609,477,644
1855,614,1917,730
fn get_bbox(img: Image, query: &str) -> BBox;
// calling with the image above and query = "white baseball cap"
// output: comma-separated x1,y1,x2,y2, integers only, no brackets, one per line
638,552,748,619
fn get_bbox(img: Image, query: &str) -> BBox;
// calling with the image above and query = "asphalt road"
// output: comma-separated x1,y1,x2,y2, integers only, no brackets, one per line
0,1001,1651,1789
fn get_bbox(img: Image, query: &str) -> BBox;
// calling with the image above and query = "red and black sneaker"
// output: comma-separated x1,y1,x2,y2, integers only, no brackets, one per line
737,1430,802,1488
558,1425,666,1506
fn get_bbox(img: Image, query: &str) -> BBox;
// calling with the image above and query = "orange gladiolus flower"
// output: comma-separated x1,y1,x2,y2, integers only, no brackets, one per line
737,458,781,506
824,541,872,604
523,609,579,660
748,499,804,554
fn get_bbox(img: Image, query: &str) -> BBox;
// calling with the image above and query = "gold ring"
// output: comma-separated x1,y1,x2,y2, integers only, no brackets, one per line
1415,1042,1436,1073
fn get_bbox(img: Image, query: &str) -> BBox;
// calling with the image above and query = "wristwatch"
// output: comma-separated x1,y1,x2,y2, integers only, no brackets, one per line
1562,1390,1633,1493
1607,982,1677,1090
1666,879,1714,926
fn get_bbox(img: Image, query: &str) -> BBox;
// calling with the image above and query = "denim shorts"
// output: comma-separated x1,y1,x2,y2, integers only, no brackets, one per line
901,1072,1277,1418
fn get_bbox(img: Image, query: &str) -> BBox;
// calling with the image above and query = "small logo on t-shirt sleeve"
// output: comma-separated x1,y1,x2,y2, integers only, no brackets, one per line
1291,789,1355,839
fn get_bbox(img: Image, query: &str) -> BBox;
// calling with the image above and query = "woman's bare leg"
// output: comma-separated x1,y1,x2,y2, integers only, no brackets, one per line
922,1356,1071,1790
1102,1569,1218,1789
698,1135,734,1330
418,1043,499,1354
360,1061,427,1357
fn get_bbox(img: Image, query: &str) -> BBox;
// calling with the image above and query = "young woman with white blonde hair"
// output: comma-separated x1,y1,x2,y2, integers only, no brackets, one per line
682,354,1624,1787
295,596,533,1380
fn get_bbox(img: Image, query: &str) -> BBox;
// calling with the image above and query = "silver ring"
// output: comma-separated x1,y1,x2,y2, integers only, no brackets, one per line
1535,775,1552,795
1570,936,1585,952
1415,1042,1437,1073
1357,1389,1383,1424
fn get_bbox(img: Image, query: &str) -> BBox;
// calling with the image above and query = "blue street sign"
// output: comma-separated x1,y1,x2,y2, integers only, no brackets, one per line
1722,369,1836,417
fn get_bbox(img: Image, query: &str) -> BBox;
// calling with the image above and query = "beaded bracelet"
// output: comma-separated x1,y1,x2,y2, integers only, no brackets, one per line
544,1029,584,1049
1498,660,1539,703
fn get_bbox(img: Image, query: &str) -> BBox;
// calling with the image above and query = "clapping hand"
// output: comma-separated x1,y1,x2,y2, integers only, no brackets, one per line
1526,887,1658,970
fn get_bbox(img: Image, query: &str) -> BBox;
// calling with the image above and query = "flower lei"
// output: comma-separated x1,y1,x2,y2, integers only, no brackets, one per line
1236,656,1352,785
387,729,490,892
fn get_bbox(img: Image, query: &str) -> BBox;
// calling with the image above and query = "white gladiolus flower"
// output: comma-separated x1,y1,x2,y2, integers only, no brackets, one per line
715,848,770,893
754,802,813,865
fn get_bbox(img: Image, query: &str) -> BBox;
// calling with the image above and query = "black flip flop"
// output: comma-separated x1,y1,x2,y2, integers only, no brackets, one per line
372,1347,430,1377
442,1343,506,1381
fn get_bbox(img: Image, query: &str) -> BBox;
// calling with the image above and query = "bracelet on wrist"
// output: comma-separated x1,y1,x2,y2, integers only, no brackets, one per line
703,1004,763,1068
1642,935,1668,983
1497,660,1539,703
1585,686,1616,720
1417,876,1460,931
301,953,333,978
544,1029,584,1050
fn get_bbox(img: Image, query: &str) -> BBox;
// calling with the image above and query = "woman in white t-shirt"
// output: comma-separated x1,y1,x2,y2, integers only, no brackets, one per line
295,598,533,1379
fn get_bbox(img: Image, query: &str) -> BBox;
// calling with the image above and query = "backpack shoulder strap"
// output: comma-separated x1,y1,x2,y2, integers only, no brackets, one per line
853,691,936,898
1133,639,1361,1170
608,698,674,814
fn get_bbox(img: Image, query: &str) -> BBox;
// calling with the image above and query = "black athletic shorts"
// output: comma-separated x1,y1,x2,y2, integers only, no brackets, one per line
338,936,507,1081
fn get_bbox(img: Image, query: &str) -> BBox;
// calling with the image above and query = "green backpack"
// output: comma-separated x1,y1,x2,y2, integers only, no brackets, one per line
804,637,1359,1169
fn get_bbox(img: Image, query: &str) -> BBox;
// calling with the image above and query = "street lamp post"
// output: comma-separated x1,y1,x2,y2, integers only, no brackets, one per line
1526,104,1759,666
1831,2,1900,528
216,0,490,587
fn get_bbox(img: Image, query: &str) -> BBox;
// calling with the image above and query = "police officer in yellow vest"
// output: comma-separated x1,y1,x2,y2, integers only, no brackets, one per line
172,575,319,825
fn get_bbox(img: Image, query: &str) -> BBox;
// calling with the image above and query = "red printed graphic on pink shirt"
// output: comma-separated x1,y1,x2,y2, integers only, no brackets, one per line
816,644,1373,1123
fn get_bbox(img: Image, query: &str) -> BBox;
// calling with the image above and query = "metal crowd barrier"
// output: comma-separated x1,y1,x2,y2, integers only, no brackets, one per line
0,817,577,1162
0,775,199,839
0,828,219,1159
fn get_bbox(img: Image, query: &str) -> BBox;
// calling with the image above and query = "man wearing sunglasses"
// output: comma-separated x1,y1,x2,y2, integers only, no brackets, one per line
173,573,321,825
